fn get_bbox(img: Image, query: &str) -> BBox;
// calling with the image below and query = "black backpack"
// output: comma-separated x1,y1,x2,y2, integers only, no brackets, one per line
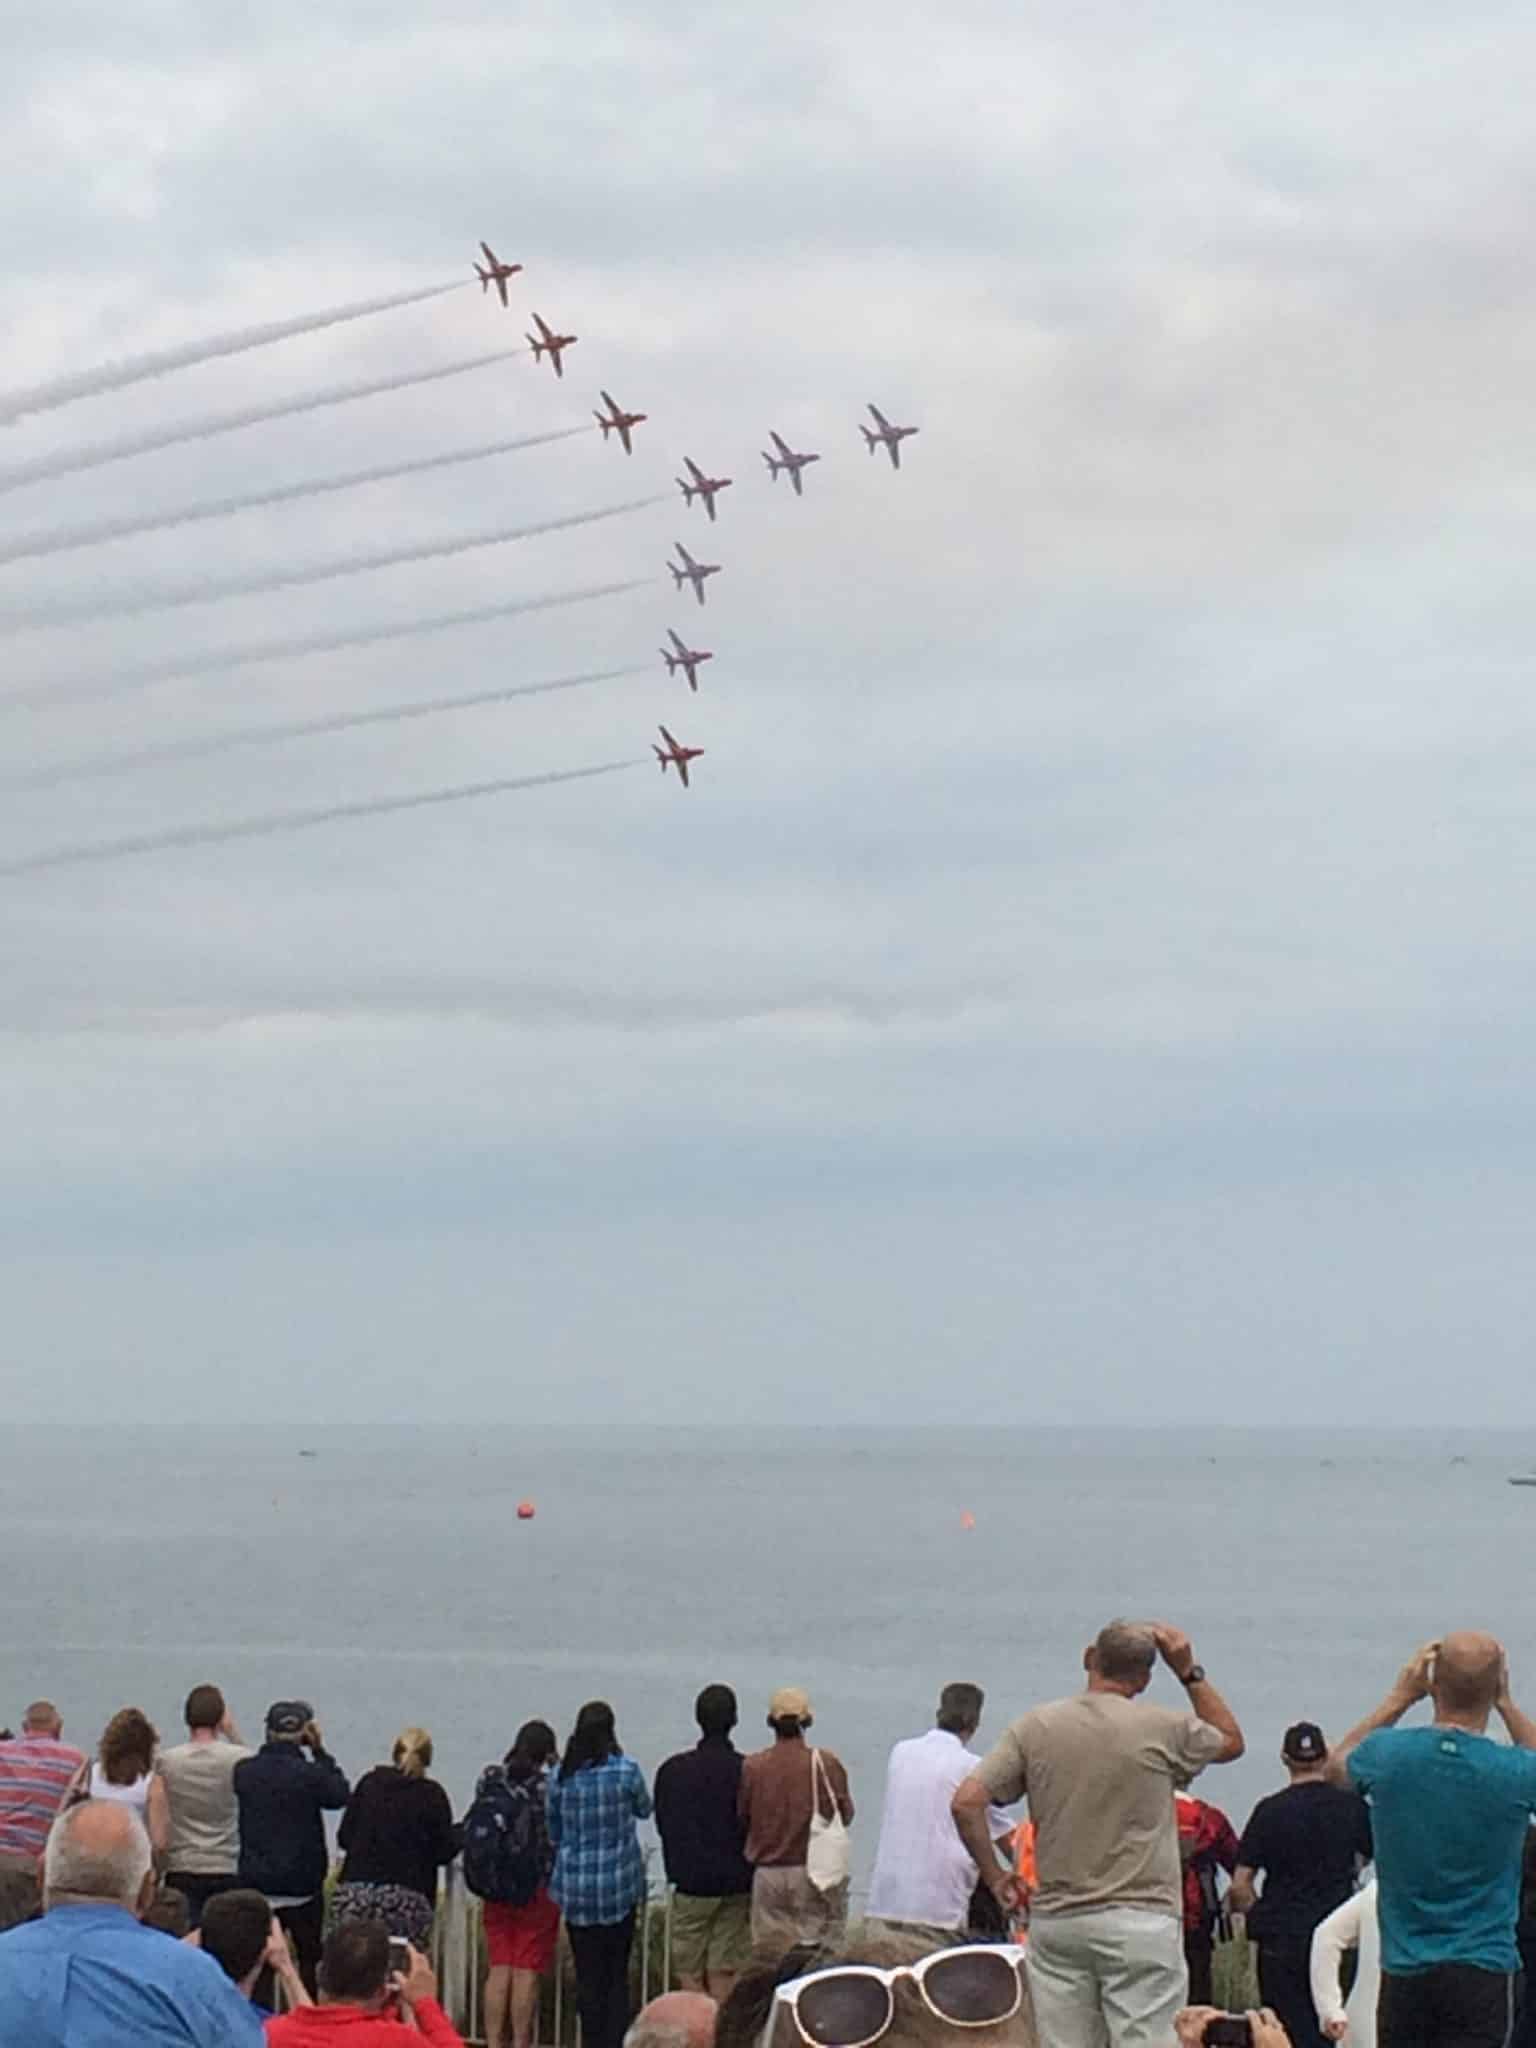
462,1765,542,1905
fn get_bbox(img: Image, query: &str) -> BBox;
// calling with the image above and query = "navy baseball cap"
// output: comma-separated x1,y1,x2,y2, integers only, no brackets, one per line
1282,1721,1327,1764
265,1701,315,1736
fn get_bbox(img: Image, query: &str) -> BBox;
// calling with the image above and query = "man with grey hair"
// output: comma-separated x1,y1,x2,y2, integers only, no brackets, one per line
868,1682,1005,1936
952,1619,1244,2048
0,1799,263,2045
0,1699,84,1871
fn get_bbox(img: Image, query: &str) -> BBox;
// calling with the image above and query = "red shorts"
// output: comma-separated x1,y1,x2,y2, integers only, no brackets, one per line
483,1887,561,1971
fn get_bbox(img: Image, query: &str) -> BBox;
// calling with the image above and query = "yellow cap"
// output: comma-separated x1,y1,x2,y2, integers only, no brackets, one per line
769,1686,812,1721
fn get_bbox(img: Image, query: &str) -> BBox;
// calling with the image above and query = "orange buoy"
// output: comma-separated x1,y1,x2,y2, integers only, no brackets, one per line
960,1510,976,1531
516,1500,536,1521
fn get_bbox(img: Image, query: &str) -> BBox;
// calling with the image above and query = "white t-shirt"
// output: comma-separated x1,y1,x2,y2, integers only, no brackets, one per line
87,1766,151,1820
867,1728,1005,1930
157,1739,251,1875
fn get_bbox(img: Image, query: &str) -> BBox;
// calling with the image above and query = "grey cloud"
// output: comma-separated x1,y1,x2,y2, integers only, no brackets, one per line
4,0,1536,1418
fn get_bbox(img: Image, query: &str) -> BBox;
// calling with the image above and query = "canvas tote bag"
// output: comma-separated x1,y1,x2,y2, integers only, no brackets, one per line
805,1746,850,1893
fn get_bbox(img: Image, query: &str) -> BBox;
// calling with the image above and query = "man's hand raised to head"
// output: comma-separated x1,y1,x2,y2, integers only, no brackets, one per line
1492,1646,1536,1750
1326,1640,1442,1785
1390,1643,1440,1710
1150,1623,1196,1682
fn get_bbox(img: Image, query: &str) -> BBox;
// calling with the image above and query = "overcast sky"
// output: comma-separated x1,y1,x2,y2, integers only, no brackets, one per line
4,1,1535,1425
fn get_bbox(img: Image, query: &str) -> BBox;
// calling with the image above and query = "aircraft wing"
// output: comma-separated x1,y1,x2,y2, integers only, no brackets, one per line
790,468,803,497
533,313,552,342
769,431,792,459
684,458,705,483
677,760,690,787
480,242,497,264
889,441,901,470
868,404,892,431
659,726,679,750
495,276,509,307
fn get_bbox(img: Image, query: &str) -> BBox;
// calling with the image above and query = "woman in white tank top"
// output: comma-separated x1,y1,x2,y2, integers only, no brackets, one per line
83,1707,171,1859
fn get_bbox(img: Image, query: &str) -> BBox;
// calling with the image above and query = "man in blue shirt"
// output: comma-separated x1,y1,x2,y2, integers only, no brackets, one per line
0,1798,262,2046
1330,1632,1536,2048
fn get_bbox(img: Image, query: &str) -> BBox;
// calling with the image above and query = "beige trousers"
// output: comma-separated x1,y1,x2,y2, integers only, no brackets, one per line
749,1865,850,1962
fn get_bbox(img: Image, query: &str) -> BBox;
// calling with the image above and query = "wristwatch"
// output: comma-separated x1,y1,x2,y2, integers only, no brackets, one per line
1180,1665,1206,1687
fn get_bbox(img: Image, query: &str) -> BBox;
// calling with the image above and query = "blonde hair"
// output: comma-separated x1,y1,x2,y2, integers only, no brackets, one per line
393,1726,433,1778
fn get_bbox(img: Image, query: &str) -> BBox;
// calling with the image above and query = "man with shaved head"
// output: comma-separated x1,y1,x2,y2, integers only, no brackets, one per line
0,1798,263,2043
952,1619,1244,2048
1330,1632,1536,2048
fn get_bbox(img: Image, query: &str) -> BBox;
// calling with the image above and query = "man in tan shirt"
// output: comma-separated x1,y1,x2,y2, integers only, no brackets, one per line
953,1620,1243,2048
738,1687,854,1961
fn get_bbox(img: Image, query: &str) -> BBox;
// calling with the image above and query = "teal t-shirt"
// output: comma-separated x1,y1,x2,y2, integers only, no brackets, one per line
1349,1726,1536,1974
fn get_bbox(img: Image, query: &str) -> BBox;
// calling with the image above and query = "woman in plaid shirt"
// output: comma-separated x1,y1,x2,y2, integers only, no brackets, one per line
548,1702,653,2048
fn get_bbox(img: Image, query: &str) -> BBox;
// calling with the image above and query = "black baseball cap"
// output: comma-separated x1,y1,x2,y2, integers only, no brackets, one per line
1282,1721,1327,1764
265,1700,315,1736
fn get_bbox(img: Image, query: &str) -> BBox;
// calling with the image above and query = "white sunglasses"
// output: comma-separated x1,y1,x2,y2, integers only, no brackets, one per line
772,1944,1027,2048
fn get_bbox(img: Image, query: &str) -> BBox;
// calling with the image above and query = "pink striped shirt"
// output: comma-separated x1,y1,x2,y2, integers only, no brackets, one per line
0,1735,85,1860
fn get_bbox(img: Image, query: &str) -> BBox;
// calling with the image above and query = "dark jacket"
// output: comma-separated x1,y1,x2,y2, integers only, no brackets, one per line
339,1767,459,1903
654,1736,752,1897
234,1740,350,1898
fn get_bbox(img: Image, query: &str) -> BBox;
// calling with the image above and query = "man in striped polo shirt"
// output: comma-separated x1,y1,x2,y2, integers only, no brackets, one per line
0,1702,85,1871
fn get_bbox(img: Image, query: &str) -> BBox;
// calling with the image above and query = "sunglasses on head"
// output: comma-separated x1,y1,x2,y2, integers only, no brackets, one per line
772,1944,1027,2048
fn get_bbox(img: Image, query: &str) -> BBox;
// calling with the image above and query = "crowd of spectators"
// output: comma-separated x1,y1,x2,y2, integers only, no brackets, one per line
2,1620,1535,2048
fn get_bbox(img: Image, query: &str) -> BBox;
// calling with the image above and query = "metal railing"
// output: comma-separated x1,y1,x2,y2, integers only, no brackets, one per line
431,1854,675,2047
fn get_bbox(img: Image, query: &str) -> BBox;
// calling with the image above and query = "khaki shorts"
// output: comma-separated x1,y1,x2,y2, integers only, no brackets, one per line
749,1866,850,1964
670,1891,753,1980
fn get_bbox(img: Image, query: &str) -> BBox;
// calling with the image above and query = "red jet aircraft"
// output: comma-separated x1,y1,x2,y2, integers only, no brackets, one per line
527,311,578,378
668,542,720,606
654,725,705,789
762,430,820,496
677,457,733,522
595,390,647,453
660,628,713,693
474,242,524,307
861,403,919,469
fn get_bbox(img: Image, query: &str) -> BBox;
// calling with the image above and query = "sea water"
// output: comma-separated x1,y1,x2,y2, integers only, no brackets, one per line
3,1424,1532,1879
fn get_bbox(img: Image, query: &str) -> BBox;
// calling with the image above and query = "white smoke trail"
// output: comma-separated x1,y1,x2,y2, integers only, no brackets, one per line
0,426,592,567
0,497,669,631
0,281,464,427
0,760,643,878
0,350,524,494
0,579,652,714
1,667,649,792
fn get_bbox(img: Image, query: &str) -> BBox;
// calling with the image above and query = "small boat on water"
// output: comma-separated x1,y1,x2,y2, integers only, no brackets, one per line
1508,1475,1536,1487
